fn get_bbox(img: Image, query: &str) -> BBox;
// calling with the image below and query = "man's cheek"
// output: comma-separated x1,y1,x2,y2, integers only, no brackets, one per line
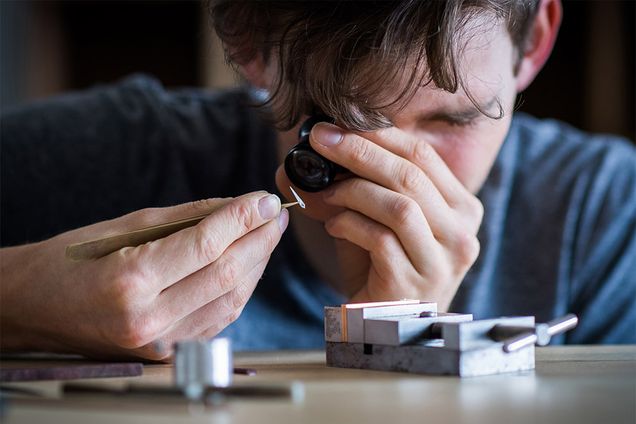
429,136,495,193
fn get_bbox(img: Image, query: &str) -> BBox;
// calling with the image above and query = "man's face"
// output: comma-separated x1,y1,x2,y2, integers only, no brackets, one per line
386,21,518,194
276,20,519,198
274,19,521,225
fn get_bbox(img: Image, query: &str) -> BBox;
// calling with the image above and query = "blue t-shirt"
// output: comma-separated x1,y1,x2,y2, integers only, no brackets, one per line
2,75,635,348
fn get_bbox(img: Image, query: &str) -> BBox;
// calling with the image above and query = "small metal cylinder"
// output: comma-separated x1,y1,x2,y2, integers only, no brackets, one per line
174,338,233,400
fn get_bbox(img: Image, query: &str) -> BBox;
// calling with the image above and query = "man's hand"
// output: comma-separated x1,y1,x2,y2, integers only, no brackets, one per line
0,191,288,361
280,123,483,311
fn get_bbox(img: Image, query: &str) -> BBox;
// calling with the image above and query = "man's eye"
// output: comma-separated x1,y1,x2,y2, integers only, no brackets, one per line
445,118,478,127
415,116,481,133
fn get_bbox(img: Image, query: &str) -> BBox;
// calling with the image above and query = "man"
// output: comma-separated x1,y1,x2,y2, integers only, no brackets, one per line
1,0,634,360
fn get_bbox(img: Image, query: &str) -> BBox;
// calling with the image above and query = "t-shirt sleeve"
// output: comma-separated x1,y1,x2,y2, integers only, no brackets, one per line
566,139,636,343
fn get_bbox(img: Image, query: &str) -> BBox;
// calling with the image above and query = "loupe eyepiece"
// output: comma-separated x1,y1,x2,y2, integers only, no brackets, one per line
284,116,345,192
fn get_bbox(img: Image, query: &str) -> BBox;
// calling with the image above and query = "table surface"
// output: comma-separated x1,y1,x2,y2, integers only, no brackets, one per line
1,346,635,424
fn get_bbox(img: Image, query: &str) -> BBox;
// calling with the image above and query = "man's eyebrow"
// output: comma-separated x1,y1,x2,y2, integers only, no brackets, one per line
421,96,498,123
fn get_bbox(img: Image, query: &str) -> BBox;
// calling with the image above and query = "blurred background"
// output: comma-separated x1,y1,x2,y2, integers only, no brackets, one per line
1,0,634,140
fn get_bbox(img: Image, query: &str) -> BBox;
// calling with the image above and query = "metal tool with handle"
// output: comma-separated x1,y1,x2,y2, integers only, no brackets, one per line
66,188,305,260
488,314,579,353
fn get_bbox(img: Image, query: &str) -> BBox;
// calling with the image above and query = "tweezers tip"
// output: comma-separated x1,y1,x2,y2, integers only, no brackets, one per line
289,186,306,209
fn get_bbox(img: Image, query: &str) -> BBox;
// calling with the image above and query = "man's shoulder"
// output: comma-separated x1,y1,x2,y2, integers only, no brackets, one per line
508,113,636,194
87,73,253,109
2,74,264,135
475,114,636,344
1,74,276,170
510,113,635,168
0,75,278,245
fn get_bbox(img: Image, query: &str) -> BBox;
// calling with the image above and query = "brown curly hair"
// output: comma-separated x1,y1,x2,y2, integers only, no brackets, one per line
210,0,539,131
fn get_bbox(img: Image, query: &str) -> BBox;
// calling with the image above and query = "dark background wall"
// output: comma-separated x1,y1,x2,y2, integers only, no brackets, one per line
1,0,634,140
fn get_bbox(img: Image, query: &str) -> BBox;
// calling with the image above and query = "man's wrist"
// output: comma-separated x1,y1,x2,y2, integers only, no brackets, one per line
0,243,46,352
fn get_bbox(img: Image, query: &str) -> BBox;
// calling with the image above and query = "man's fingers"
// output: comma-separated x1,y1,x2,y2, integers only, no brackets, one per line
364,127,483,232
309,123,454,233
323,178,441,271
324,211,425,299
310,123,483,233
160,258,269,344
364,127,472,206
121,191,282,291
158,214,285,321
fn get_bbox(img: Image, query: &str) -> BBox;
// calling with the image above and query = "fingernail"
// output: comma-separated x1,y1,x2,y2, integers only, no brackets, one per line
278,208,289,232
314,123,343,146
258,194,280,220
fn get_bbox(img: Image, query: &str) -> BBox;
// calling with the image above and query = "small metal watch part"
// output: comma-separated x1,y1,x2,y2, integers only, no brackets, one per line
174,338,232,400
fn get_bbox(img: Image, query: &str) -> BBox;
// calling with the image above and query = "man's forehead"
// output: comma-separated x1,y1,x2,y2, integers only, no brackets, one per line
386,23,512,122
386,84,500,124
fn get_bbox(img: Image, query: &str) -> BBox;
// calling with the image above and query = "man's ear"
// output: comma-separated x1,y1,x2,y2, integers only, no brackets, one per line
515,0,562,92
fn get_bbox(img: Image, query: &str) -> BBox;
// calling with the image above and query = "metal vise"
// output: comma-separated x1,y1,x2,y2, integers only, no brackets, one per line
324,300,577,377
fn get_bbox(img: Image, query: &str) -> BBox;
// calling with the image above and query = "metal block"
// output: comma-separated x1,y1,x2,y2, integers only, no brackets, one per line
363,313,473,346
324,300,437,343
324,306,343,342
442,316,535,351
325,341,535,377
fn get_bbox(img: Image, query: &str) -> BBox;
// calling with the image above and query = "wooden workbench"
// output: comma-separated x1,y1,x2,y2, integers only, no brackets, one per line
1,346,635,424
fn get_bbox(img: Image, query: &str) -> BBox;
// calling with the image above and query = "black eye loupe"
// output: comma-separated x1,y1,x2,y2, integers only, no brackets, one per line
284,115,346,192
